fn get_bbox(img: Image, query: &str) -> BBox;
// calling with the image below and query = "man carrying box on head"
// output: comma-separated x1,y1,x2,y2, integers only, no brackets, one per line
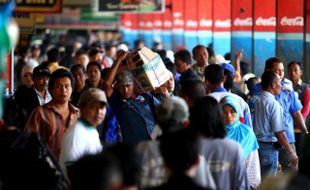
104,51,170,145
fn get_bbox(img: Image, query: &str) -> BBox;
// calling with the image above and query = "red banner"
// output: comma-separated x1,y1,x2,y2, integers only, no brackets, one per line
162,0,172,31
213,0,231,32
172,0,184,30
197,0,212,31
184,0,197,31
232,0,252,31
277,0,304,33
253,0,276,32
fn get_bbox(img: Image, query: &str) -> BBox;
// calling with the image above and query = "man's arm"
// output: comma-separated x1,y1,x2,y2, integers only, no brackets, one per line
292,111,308,133
275,131,298,167
103,51,127,98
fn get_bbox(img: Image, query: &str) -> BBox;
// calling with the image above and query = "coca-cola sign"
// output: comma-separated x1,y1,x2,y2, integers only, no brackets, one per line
280,16,303,26
215,19,231,28
199,19,212,27
256,17,276,26
233,18,252,26
186,20,198,28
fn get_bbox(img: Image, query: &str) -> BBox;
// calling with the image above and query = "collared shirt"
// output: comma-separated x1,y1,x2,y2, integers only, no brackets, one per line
209,88,252,127
191,63,207,82
253,91,284,142
34,88,52,105
25,101,80,159
275,80,302,143
293,80,310,119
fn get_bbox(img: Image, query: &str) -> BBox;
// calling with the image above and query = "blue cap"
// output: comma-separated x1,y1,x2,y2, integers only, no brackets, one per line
221,63,235,76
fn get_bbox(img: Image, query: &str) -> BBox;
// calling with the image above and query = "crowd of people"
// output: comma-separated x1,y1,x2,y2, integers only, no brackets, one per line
0,36,310,190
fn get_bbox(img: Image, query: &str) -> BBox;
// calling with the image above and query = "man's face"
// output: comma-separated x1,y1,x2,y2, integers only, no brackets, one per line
33,75,49,92
22,72,33,88
81,103,107,127
193,47,209,65
87,65,101,87
272,62,285,80
288,63,302,83
175,57,188,73
72,68,86,88
51,77,72,104
75,54,89,67
117,84,134,99
273,76,282,95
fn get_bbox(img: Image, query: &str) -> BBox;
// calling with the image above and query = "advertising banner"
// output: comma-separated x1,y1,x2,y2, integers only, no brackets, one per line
13,12,36,34
184,0,198,51
231,0,253,66
253,0,276,75
93,0,165,13
172,0,184,50
162,0,172,50
277,0,304,64
305,0,310,80
213,0,231,56
197,0,212,47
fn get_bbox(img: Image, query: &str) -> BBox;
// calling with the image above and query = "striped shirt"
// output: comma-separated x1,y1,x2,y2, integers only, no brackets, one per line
25,101,79,159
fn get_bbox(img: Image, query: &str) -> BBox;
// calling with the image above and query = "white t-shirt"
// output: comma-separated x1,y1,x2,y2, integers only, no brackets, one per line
59,119,102,172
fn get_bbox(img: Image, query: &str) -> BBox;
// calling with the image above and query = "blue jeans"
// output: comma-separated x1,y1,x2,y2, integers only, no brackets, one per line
258,142,279,177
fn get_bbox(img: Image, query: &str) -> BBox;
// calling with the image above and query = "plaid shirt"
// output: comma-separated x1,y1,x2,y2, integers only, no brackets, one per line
25,101,79,159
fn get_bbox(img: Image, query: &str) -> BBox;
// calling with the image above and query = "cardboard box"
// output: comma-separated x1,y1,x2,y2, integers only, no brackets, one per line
126,47,171,91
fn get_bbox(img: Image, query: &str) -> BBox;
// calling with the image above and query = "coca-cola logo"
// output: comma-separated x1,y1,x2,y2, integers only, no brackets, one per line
199,19,212,27
124,21,132,27
255,17,276,26
186,20,198,28
233,18,252,26
139,21,145,27
154,20,162,27
280,16,303,26
163,21,172,27
174,19,184,26
145,22,153,28
215,19,231,28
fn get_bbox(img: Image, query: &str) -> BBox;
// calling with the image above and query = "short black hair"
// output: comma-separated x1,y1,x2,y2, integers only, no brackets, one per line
174,49,192,65
48,68,75,92
160,129,199,173
206,47,215,57
264,57,282,71
47,48,60,62
223,69,234,91
192,45,207,56
204,64,225,84
261,71,278,90
87,61,102,72
180,79,206,103
287,61,303,70
240,61,250,75
69,153,121,190
189,96,226,138
70,64,86,74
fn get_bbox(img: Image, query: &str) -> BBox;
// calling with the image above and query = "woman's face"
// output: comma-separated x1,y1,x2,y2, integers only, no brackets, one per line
222,105,237,125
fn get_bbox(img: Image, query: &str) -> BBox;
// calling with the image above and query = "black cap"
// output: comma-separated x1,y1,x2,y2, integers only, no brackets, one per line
32,64,51,78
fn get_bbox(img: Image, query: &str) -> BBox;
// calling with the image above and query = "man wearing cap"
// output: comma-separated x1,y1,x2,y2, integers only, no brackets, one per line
104,52,164,144
59,88,107,173
15,64,52,127
25,69,79,159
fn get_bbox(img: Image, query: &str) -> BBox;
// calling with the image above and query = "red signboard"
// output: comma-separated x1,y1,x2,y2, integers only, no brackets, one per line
277,0,304,33
197,0,212,31
213,0,231,32
254,0,276,32
152,13,162,30
172,0,184,30
307,1,310,33
184,0,197,31
232,0,252,31
162,0,172,31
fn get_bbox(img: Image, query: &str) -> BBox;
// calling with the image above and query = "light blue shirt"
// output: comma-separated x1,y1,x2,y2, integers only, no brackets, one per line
275,80,302,143
253,91,284,142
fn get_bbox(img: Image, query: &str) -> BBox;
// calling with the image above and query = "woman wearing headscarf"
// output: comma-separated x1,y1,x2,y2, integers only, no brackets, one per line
221,95,261,189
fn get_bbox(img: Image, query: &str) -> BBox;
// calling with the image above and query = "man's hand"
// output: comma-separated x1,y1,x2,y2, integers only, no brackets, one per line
288,150,298,167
